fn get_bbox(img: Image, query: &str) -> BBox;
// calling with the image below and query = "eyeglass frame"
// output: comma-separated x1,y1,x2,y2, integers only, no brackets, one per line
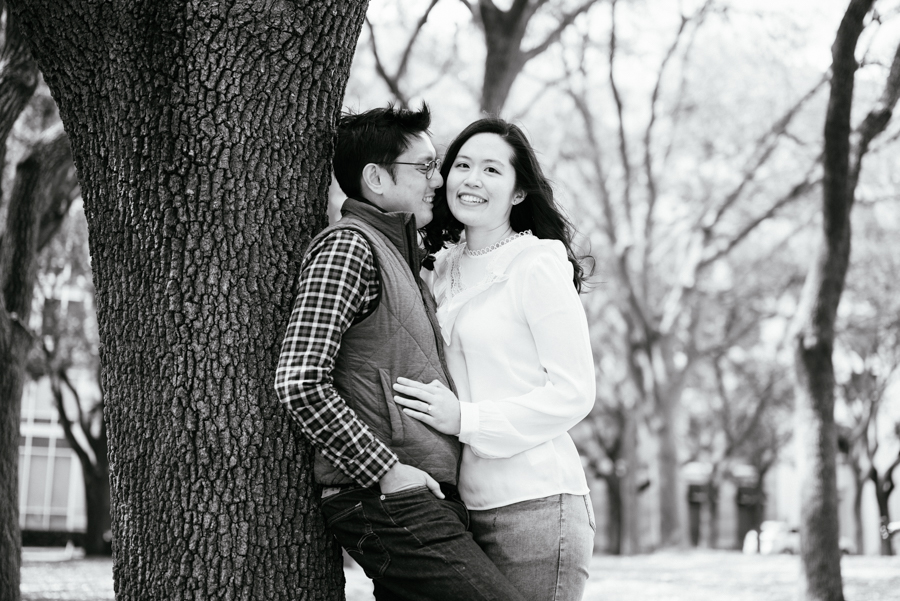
385,158,443,179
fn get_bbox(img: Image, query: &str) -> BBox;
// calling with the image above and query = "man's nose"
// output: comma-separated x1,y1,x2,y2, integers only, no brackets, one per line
430,171,443,188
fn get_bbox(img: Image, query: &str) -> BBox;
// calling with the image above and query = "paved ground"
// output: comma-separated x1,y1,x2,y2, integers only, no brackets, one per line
21,547,900,600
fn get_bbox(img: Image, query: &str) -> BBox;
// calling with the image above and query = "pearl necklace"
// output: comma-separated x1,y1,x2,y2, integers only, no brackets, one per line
464,230,532,257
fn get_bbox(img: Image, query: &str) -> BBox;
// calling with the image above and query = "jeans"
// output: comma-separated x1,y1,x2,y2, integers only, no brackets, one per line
469,494,595,601
320,483,525,601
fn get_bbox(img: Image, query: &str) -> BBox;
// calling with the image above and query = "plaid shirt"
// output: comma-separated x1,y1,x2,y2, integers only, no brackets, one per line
274,229,398,487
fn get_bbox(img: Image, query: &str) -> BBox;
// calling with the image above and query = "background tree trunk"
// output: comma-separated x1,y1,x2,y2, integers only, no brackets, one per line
619,410,640,555
0,5,39,598
791,0,897,599
11,1,369,598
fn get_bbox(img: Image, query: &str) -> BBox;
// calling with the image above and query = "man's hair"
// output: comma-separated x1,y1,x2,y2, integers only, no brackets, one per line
333,103,432,199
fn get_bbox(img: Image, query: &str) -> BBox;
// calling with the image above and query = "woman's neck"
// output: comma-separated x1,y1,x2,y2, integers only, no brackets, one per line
464,224,514,252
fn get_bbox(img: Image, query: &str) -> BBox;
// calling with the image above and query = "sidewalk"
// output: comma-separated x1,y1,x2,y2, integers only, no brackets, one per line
21,547,900,600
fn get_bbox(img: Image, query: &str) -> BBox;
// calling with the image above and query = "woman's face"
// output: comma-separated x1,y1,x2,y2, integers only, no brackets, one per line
445,133,521,233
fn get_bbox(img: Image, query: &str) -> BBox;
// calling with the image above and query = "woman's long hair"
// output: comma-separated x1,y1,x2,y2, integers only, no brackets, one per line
423,117,589,291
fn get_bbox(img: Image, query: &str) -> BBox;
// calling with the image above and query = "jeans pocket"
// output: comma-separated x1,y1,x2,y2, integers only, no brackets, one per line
323,498,391,579
583,494,596,533
380,484,429,500
323,501,363,528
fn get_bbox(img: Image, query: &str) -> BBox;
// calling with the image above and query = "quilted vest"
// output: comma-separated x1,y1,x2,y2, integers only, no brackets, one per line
310,201,460,485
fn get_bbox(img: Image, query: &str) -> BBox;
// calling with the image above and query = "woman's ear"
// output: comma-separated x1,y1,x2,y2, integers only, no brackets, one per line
361,163,384,195
512,191,526,205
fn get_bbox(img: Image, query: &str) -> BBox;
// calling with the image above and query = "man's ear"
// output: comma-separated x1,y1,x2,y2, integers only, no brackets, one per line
361,163,385,195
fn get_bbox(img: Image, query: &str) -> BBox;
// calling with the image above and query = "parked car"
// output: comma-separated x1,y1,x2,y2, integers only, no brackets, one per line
743,521,857,555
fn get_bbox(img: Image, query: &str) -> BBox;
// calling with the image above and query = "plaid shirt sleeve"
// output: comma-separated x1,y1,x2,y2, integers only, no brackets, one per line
274,228,398,487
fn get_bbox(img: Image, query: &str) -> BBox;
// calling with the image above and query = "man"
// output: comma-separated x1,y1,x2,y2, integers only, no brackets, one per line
274,105,524,601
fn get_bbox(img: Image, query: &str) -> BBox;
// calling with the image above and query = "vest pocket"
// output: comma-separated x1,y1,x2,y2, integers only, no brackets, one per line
379,369,405,446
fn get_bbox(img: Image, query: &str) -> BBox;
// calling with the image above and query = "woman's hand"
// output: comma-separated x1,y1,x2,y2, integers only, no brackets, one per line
393,377,461,436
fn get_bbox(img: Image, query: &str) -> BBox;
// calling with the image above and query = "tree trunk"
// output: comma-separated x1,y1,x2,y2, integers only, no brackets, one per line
707,480,720,549
83,460,111,556
619,408,640,555
851,465,865,555
656,391,683,547
0,6,39,598
792,1,876,598
604,473,622,555
478,1,532,116
11,1,369,599
0,154,45,601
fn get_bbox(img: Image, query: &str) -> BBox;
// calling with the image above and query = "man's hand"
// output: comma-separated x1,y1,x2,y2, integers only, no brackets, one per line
379,462,444,499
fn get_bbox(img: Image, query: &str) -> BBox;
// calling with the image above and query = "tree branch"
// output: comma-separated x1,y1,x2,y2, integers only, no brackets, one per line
849,39,900,188
702,73,829,234
643,1,714,290
0,3,39,171
607,0,633,233
697,170,822,270
365,17,409,107
395,0,441,83
521,0,597,63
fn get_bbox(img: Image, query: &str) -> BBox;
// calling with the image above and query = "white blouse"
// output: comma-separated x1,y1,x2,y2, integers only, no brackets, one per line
432,234,595,510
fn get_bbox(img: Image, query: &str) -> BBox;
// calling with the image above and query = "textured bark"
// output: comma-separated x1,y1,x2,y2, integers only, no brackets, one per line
10,1,368,598
791,1,879,599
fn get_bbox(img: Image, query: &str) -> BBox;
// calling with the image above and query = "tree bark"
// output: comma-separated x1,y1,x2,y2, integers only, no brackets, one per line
10,1,368,598
791,1,875,598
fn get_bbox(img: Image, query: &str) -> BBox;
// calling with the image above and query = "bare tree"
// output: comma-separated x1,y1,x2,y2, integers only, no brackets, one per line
686,348,793,549
838,367,900,556
791,0,900,596
10,1,369,599
25,202,110,556
365,0,602,115
563,0,824,548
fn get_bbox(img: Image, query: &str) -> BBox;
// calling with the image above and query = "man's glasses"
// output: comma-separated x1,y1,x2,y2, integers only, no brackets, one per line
387,158,442,179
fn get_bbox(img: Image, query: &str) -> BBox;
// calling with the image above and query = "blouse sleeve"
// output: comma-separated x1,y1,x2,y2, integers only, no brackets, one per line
457,246,595,458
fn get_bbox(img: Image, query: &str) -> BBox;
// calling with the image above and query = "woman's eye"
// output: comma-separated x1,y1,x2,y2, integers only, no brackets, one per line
486,167,499,174
454,162,469,169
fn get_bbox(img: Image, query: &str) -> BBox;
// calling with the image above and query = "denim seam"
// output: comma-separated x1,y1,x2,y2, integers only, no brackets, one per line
380,497,495,600
554,494,565,601
359,504,391,578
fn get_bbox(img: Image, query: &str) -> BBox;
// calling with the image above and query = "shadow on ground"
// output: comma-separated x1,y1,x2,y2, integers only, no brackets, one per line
21,547,900,601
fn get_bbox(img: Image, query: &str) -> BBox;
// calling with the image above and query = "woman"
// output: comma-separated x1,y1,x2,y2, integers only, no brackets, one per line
392,118,596,601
